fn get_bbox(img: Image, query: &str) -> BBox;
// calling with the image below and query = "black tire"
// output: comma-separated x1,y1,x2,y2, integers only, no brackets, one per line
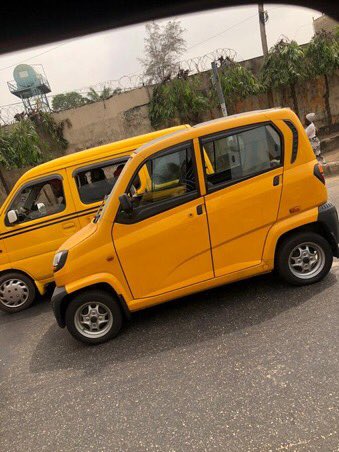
276,232,333,286
65,290,123,345
0,272,36,313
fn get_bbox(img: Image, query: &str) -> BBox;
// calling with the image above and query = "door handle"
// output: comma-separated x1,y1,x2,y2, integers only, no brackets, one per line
196,205,204,215
273,175,280,186
62,221,75,230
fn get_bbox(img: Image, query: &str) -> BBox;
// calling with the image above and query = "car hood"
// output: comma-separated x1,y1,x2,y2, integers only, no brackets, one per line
58,221,98,252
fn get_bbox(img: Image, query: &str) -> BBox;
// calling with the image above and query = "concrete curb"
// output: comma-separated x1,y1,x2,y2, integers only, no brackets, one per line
323,161,339,177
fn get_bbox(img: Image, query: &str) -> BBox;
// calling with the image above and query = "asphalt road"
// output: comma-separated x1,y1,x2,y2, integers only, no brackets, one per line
1,177,339,452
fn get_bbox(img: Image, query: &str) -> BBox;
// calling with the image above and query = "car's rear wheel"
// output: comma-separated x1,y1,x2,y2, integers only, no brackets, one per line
0,272,36,313
276,232,333,286
65,290,123,344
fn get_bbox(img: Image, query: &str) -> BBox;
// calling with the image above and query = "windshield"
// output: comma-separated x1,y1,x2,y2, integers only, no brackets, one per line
8,177,65,224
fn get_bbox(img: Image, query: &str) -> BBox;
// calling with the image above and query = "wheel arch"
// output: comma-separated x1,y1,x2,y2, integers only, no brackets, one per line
58,282,131,328
0,268,42,294
274,221,336,263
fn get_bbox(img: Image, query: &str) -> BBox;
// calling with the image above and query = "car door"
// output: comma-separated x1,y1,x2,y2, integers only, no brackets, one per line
113,142,214,299
200,122,284,277
2,170,81,282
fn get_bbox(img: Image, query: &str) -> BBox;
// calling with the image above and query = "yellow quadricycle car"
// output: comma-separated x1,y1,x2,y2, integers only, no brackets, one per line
51,108,339,344
0,125,189,312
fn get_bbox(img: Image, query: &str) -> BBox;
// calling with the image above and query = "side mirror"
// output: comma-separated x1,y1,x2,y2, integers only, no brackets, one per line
119,193,133,214
7,210,18,224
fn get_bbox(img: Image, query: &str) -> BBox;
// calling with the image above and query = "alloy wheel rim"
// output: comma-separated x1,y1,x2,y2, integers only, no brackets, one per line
0,279,29,308
74,301,113,338
288,242,325,280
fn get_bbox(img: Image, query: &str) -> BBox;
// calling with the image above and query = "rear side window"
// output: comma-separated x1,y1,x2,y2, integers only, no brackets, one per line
75,159,128,204
7,177,65,225
201,124,282,190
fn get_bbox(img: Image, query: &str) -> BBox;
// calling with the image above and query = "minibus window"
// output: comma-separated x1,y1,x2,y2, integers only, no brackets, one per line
75,160,128,204
201,124,282,190
7,177,65,225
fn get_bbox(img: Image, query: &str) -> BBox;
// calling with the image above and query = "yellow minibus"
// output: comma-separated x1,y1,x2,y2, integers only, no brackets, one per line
0,125,189,312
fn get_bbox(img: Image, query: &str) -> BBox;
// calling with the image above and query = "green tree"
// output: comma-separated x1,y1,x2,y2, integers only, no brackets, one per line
149,77,210,128
29,110,69,151
219,63,262,106
140,21,186,83
306,30,339,127
0,120,43,169
261,39,306,117
52,91,87,111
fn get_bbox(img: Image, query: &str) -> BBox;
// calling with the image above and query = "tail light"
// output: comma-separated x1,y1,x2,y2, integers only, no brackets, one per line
314,163,325,184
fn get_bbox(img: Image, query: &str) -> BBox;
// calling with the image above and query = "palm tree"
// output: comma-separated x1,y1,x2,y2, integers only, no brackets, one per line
305,31,339,128
86,86,113,103
261,39,306,117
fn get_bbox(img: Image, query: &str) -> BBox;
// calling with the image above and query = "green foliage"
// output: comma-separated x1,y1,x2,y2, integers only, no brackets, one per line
30,111,69,150
52,91,87,111
0,120,43,168
220,64,262,102
149,77,210,128
261,39,306,88
86,86,113,102
305,30,339,77
305,31,339,127
52,86,122,111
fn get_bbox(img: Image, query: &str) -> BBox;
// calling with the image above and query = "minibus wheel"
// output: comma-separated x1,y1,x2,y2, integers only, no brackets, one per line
65,290,123,344
276,232,333,286
0,272,36,313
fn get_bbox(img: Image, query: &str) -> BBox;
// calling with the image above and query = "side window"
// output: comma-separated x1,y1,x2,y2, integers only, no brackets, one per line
202,124,282,189
75,159,128,204
7,177,65,224
123,143,197,214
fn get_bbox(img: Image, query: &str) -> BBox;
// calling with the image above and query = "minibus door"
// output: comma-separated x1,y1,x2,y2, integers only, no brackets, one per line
2,171,81,283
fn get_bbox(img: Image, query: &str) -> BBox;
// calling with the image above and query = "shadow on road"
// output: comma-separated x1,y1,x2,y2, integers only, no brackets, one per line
29,271,337,376
0,295,51,326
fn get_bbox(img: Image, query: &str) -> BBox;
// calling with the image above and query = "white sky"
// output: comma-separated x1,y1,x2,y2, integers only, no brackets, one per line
0,3,322,106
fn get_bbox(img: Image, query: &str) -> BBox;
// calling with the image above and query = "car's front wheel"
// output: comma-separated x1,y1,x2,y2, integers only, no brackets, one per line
65,290,123,344
0,272,36,313
276,232,333,286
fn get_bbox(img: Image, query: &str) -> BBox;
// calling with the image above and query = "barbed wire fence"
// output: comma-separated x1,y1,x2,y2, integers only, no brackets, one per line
0,48,237,125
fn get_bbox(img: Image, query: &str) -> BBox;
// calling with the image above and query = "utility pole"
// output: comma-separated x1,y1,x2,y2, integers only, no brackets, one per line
258,3,274,107
211,61,227,117
258,3,269,57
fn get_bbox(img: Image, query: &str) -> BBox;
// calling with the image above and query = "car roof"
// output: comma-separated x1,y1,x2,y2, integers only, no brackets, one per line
133,108,296,159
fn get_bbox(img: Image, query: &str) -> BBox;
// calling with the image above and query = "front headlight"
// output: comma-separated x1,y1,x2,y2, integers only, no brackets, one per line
53,250,68,272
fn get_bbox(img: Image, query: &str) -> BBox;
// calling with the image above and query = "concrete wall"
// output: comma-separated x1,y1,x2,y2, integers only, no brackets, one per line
51,67,339,157
232,71,339,133
313,15,338,34
1,67,339,205
53,86,154,154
